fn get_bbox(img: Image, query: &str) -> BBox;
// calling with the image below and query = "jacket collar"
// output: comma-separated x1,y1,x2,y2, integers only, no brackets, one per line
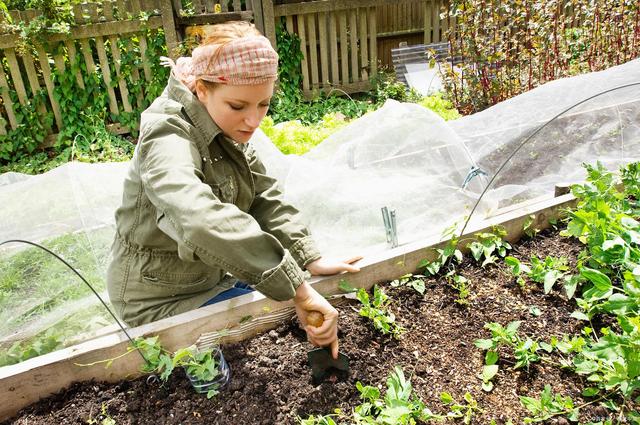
166,73,221,145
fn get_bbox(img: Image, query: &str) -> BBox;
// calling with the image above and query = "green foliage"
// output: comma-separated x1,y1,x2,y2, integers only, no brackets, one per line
86,403,117,425
417,92,461,121
520,385,579,423
353,366,444,424
356,285,405,339
474,321,552,391
442,0,640,114
121,337,223,398
1,29,169,173
468,227,512,267
439,391,482,424
389,273,426,295
259,113,348,155
0,86,52,162
445,272,471,306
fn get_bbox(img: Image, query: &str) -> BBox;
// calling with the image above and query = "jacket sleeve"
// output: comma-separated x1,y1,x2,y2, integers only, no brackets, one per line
138,117,305,301
246,143,322,269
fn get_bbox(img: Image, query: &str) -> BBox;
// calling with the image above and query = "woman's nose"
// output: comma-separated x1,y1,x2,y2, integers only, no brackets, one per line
245,109,261,128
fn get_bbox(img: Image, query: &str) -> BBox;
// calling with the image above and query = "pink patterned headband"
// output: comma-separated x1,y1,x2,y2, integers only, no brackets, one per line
161,35,279,92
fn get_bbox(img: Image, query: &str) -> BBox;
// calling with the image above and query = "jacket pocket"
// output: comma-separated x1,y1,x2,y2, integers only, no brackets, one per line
209,176,235,203
140,271,212,297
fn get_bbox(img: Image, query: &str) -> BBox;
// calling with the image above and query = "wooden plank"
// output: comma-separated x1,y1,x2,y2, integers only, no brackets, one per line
130,0,142,16
104,1,133,113
307,13,319,88
221,0,228,12
0,191,579,423
0,17,164,50
4,49,27,105
432,0,440,42
35,45,63,130
441,0,449,37
192,0,203,13
88,4,119,115
317,11,329,87
273,0,418,17
232,0,242,11
159,0,179,57
204,0,214,13
64,41,85,89
285,14,294,34
349,8,358,84
0,63,17,130
424,0,432,44
297,14,310,91
368,6,377,77
262,0,277,48
359,7,369,81
176,11,254,25
328,11,339,84
129,0,152,85
251,0,265,35
20,50,42,98
338,10,348,84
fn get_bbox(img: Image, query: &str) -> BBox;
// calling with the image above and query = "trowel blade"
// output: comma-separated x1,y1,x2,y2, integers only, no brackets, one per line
307,347,350,383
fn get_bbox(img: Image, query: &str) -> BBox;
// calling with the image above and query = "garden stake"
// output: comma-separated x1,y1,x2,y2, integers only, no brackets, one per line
305,310,350,384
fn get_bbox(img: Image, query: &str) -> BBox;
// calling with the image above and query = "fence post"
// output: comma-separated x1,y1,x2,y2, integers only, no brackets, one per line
160,0,180,58
261,0,277,48
251,0,265,35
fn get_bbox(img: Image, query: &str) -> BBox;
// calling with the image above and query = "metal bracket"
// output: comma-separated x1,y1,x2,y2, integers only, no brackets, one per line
381,206,398,248
461,165,488,190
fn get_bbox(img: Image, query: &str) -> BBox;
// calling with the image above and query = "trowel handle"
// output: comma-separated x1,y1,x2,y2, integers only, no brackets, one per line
306,310,324,328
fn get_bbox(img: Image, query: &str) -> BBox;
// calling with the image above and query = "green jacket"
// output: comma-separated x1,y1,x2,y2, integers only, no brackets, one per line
107,75,321,327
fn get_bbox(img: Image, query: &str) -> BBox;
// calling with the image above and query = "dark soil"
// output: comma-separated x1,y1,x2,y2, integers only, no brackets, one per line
4,228,637,424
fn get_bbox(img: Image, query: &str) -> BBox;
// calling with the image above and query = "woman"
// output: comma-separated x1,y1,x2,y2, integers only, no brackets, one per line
106,21,359,359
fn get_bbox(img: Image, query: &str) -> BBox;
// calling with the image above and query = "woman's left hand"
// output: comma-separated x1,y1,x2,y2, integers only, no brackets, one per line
306,256,363,276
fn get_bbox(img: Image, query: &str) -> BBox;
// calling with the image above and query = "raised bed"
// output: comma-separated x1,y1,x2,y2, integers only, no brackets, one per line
1,190,577,422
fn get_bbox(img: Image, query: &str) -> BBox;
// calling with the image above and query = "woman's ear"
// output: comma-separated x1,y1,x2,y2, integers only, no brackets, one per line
195,80,207,103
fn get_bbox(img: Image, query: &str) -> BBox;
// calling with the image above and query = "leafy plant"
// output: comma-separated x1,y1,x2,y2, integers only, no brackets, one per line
445,271,471,306
520,385,579,423
440,391,482,424
468,227,512,267
389,273,426,295
528,255,570,294
356,285,405,339
353,366,444,424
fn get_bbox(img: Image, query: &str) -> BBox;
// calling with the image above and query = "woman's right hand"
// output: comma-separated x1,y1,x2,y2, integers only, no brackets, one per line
293,281,339,359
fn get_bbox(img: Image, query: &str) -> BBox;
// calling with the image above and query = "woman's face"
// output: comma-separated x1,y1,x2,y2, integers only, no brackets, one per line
196,80,274,144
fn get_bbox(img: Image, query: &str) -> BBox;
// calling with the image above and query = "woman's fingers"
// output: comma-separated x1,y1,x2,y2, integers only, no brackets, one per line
345,255,363,264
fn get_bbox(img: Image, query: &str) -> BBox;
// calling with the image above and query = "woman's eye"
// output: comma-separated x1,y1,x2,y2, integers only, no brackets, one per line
229,104,243,110
259,103,270,108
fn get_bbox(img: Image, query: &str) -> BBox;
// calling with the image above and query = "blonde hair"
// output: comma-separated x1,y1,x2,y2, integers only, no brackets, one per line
196,21,264,92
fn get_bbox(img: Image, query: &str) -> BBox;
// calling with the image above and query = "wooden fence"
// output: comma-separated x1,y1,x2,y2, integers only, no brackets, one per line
0,0,447,143
263,0,452,97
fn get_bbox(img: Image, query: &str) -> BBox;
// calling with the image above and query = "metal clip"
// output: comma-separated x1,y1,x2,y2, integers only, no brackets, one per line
461,165,488,190
381,206,398,248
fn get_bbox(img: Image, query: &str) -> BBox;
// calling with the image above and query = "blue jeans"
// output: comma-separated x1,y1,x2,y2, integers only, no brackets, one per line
201,281,254,306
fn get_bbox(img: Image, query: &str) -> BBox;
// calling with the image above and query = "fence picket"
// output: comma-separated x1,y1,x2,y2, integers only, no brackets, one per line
307,13,319,88
105,1,133,113
328,11,339,84
338,11,348,84
35,45,63,130
368,6,376,77
87,3,119,115
432,0,440,42
297,14,310,92
349,9,358,85
358,7,368,81
318,12,329,86
4,49,27,105
233,0,242,11
0,62,17,130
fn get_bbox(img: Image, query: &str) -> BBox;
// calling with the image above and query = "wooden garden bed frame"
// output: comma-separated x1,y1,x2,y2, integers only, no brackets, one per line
0,188,577,421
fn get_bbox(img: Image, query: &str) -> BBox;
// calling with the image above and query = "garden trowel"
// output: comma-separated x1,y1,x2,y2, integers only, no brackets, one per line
305,311,350,384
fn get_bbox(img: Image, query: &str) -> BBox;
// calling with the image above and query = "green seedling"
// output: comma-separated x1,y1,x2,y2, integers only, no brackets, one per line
528,255,569,294
440,391,482,424
505,256,532,289
445,271,471,306
389,273,426,294
468,227,512,267
356,285,405,339
520,385,579,423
